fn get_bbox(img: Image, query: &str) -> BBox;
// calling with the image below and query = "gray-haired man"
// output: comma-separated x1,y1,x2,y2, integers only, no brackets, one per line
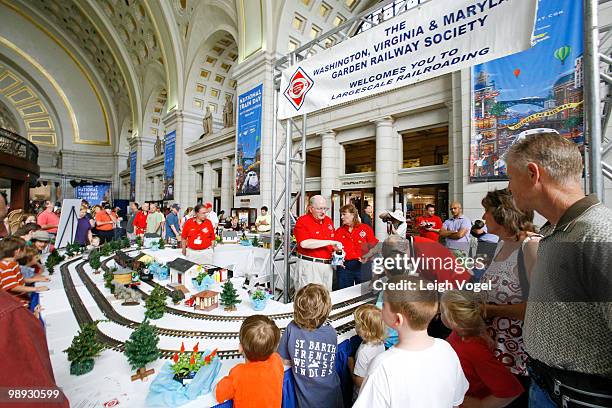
506,132,612,406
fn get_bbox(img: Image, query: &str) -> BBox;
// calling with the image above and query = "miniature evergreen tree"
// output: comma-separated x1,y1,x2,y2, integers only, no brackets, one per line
170,290,184,305
44,257,56,275
135,236,143,249
124,320,160,372
121,236,130,249
89,251,102,274
220,280,241,311
109,239,120,252
158,238,165,249
100,242,112,256
64,321,104,375
251,236,259,247
104,267,116,293
65,244,75,258
144,286,167,319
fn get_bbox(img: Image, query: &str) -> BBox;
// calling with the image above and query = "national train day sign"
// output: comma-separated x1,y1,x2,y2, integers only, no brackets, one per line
279,0,538,119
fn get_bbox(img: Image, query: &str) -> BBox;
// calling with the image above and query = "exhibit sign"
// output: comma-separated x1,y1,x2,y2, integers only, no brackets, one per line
235,84,263,196
470,0,584,181
279,0,538,119
75,183,111,205
130,151,136,201
55,199,83,248
163,130,176,200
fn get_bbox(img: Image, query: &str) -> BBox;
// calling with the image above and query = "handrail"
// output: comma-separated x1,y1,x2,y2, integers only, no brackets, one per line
0,127,39,164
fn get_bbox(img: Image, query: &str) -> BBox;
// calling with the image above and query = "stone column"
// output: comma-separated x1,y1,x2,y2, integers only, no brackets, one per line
202,162,213,204
374,116,395,240
130,136,154,203
320,130,337,204
221,157,232,212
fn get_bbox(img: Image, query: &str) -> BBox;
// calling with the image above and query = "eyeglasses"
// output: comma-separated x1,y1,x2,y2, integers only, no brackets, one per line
312,207,329,211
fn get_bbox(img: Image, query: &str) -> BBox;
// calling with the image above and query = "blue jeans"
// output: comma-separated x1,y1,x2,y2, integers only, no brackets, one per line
337,260,362,289
529,381,558,408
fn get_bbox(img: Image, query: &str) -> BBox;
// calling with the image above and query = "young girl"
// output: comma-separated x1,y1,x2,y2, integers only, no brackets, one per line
350,304,385,397
441,291,523,408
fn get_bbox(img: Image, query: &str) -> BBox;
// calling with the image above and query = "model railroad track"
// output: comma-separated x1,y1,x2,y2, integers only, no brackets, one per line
100,256,375,323
60,258,242,359
90,258,371,338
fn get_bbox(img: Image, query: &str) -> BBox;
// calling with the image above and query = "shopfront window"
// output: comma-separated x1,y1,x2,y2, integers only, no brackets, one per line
402,126,448,168
344,139,376,173
306,149,321,177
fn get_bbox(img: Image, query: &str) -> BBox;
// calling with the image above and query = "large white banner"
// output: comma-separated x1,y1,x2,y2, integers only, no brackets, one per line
279,0,538,119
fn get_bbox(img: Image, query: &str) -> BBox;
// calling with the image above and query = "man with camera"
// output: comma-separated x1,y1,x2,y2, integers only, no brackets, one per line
415,204,442,242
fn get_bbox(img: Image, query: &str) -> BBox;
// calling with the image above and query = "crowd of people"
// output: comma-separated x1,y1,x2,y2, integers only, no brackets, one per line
0,133,610,407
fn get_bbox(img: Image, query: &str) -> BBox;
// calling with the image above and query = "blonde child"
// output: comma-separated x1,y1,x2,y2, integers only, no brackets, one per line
350,304,385,396
216,315,284,407
18,246,49,283
354,275,468,408
277,284,343,408
440,290,524,408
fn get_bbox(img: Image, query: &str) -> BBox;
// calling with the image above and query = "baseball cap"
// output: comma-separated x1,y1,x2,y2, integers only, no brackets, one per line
31,230,51,242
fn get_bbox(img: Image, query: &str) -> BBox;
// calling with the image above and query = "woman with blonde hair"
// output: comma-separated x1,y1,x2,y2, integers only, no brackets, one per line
334,204,378,288
479,188,540,406
441,290,523,408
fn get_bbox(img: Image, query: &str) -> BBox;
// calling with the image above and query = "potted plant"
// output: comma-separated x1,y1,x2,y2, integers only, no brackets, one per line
171,343,218,385
64,321,104,375
250,289,270,311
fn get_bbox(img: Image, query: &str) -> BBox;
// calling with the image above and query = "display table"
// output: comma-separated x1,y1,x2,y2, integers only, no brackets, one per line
42,253,364,408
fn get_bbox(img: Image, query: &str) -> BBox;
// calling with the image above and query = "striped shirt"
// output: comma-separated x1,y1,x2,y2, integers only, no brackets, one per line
0,260,24,291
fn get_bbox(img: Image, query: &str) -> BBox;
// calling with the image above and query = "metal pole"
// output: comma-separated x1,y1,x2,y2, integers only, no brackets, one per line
270,70,278,296
584,0,603,198
301,114,307,216
284,119,292,303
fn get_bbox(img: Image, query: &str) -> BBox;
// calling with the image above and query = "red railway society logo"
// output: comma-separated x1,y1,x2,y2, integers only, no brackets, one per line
284,67,313,111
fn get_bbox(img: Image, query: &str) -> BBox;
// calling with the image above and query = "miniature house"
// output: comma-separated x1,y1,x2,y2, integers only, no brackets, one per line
143,233,160,249
167,258,199,291
193,290,219,311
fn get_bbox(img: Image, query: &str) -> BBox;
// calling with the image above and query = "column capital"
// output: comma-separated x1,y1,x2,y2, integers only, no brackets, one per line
371,116,394,126
318,129,336,138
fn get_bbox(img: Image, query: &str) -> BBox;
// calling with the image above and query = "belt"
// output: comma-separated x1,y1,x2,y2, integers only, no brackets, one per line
297,254,331,264
528,358,612,407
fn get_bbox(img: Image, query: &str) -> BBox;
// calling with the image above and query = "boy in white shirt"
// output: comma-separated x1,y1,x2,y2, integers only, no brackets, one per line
354,275,468,408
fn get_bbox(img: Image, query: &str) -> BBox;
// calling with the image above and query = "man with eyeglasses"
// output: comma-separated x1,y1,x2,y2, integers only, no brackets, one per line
293,195,343,291
439,201,471,258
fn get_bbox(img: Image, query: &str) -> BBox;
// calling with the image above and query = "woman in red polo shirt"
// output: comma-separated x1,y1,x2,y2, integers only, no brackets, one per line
335,204,378,289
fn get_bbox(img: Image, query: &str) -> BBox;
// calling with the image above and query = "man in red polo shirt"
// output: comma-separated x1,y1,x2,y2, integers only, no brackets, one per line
37,200,60,235
181,204,215,265
416,204,443,242
133,203,149,236
293,195,343,291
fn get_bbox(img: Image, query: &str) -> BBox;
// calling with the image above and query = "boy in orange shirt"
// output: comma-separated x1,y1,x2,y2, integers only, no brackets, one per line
216,315,284,408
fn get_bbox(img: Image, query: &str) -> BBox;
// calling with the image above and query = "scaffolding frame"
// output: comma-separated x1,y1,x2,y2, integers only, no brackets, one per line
590,0,612,195
269,0,425,302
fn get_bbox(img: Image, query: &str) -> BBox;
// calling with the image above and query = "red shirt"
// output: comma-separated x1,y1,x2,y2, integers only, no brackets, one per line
294,214,335,259
37,210,60,234
416,215,443,241
412,236,471,285
447,332,523,399
216,352,284,408
133,211,148,235
0,260,28,305
181,218,215,250
335,223,378,260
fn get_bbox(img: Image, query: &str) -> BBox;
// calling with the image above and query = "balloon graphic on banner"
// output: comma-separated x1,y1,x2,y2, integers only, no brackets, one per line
513,68,521,78
554,46,571,65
